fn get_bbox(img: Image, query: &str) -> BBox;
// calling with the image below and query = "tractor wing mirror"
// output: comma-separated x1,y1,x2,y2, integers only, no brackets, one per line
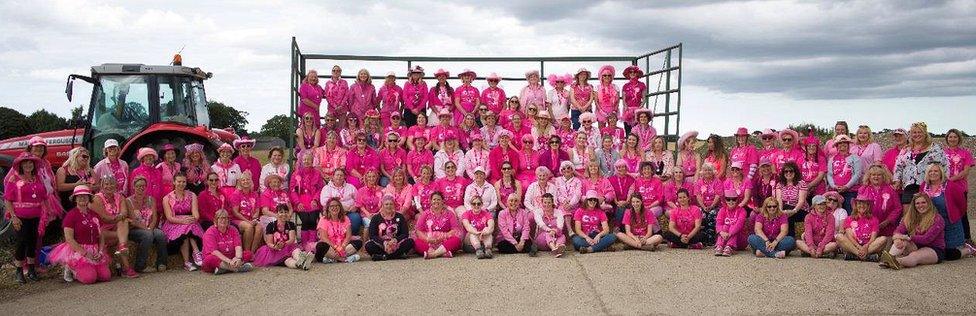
65,74,95,102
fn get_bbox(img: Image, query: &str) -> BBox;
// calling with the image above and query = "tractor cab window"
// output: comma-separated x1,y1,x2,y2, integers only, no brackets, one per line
159,76,199,125
90,75,151,160
191,80,210,127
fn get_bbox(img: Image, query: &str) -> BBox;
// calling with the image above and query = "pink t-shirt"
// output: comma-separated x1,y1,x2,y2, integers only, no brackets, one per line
945,146,974,187
462,209,493,231
417,210,460,234
62,208,101,245
694,178,723,209
669,206,703,235
4,179,45,218
203,225,241,257
843,216,879,245
573,208,607,235
230,190,259,220
317,218,351,245
622,209,657,236
754,213,788,239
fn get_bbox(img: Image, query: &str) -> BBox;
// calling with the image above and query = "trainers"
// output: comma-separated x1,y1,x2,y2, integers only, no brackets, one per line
114,245,129,256
123,268,140,278
192,251,204,266
345,254,360,263
578,247,591,254
322,257,336,264
372,254,387,261
529,244,538,257
443,251,453,258
553,245,565,258
476,248,486,259
63,268,74,283
668,242,679,248
184,262,198,272
722,246,734,257
214,267,230,275
485,248,494,259
714,245,724,255
239,263,253,273
157,264,168,272
774,251,786,259
690,242,704,250
14,268,26,284
866,254,879,262
301,252,313,270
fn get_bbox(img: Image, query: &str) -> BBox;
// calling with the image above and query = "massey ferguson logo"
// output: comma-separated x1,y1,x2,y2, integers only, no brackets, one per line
0,135,83,150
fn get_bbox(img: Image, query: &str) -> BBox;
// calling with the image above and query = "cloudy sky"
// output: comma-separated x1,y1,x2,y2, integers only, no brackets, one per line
1,0,974,137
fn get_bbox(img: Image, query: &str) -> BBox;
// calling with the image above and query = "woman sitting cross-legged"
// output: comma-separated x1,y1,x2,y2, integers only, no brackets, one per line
365,195,415,261
572,190,618,254
461,195,496,259
252,204,315,270
315,198,363,264
662,189,705,249
201,209,253,275
615,193,664,251
749,197,796,259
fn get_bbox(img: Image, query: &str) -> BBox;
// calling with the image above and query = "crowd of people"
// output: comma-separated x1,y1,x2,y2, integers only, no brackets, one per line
3,64,973,286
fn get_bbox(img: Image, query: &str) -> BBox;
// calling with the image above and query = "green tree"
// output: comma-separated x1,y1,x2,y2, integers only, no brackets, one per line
0,107,33,139
70,105,85,126
29,109,70,133
260,115,293,142
207,100,249,132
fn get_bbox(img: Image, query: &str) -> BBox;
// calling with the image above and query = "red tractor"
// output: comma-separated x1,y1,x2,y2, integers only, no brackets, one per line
0,60,238,236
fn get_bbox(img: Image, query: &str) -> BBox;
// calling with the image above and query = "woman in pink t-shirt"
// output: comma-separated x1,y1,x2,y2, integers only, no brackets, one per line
594,65,619,127
715,190,748,256
298,70,324,129
230,172,262,254
572,191,618,253
796,195,838,258
314,198,363,264
857,165,902,237
568,68,595,129
748,197,795,258
616,194,664,251
662,189,705,249
800,134,827,196
461,196,495,259
253,205,314,270
943,129,973,241
201,210,253,274
415,192,463,259
835,194,888,261
881,129,907,173
48,186,113,284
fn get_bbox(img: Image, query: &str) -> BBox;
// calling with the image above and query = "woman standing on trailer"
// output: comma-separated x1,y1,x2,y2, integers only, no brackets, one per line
426,69,454,126
520,70,548,117
454,69,481,125
568,68,595,129
344,69,377,123
546,74,571,122
621,65,647,132
299,70,324,129
482,72,507,116
402,66,427,127
324,65,349,128
377,72,403,127
594,65,619,128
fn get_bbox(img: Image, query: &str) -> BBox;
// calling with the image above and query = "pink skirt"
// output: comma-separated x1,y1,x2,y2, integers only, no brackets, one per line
162,217,205,241
300,230,319,252
48,243,110,270
252,243,299,267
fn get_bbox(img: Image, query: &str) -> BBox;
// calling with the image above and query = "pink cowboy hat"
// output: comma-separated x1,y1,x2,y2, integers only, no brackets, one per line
832,135,853,147
497,130,513,139
408,65,425,75
584,190,600,201
524,69,540,78
779,129,799,141
575,68,591,77
185,143,204,153
434,69,450,78
735,127,749,137
70,185,94,199
233,137,256,148
823,191,843,203
218,143,235,153
623,65,644,78
160,144,178,153
458,69,477,78
635,108,653,119
729,161,744,170
761,129,777,138
486,72,501,81
12,152,41,170
678,131,699,150
137,147,157,161
598,65,615,78
723,190,739,199
758,157,772,167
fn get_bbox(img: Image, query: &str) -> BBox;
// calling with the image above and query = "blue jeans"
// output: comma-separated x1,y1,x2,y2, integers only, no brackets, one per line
840,191,857,215
572,231,617,252
128,228,168,271
571,109,582,130
748,234,796,258
347,212,364,235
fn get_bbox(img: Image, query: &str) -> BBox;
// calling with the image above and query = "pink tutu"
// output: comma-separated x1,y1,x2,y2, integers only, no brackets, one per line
252,243,299,267
300,230,319,252
47,243,110,270
161,217,205,241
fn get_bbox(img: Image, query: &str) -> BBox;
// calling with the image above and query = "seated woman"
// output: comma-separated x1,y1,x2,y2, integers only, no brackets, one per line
835,194,887,261
572,190,618,253
616,193,664,251
534,194,567,257
366,196,415,261
415,192,464,259
127,176,168,273
91,175,138,278
749,197,795,259
48,186,112,284
496,194,536,255
715,190,748,256
162,174,206,271
880,193,946,269
796,195,838,258
258,173,293,227
315,198,363,263
253,205,314,270
229,172,263,254
201,210,253,274
461,196,496,259
662,189,705,249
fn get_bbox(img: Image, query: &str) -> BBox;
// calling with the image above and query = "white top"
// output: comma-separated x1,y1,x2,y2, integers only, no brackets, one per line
433,149,467,179
319,182,357,211
463,181,499,211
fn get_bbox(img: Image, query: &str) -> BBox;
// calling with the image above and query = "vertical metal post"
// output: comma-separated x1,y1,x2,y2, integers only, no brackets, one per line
675,44,682,152
663,49,672,149
539,61,545,86
289,37,297,159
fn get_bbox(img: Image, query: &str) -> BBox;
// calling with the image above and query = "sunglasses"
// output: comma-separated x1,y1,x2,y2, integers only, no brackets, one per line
783,170,795,174
208,178,218,182
391,116,400,120
240,144,252,148
725,198,737,201
472,202,483,206
388,139,399,142
582,120,592,124
766,205,778,209
80,155,90,159
502,167,512,170
782,138,794,142
549,141,560,144
357,139,366,143
761,136,774,140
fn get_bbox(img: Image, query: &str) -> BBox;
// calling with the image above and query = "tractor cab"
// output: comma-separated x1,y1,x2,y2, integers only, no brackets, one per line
67,63,218,162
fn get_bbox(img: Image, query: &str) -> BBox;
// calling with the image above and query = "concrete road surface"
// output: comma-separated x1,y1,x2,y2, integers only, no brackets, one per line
2,249,976,315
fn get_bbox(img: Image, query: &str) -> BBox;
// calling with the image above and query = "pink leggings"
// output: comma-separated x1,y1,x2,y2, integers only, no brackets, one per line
534,233,566,250
74,262,112,285
202,251,253,273
414,236,462,253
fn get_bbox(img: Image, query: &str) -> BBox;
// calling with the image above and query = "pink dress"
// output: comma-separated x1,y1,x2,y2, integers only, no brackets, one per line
48,209,110,274
520,84,546,111
161,191,204,241
455,84,480,124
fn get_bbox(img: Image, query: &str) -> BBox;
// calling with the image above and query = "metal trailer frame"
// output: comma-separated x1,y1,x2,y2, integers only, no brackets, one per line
290,37,681,156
